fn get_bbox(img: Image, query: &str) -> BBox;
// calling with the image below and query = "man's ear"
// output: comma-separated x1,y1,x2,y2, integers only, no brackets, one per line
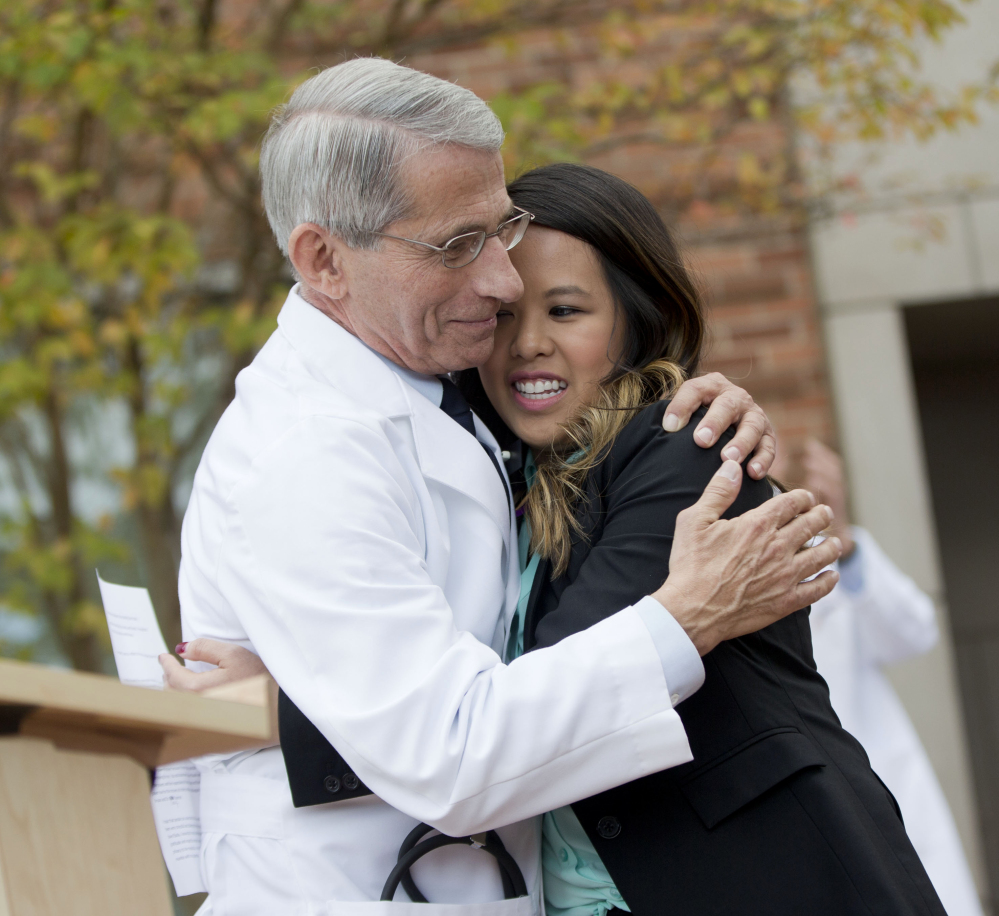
287,223,350,300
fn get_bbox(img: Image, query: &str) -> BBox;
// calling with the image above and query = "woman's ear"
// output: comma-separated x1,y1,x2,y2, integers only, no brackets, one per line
287,223,350,300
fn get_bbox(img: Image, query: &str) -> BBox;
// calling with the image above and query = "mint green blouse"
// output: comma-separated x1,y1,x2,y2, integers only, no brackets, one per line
508,453,631,916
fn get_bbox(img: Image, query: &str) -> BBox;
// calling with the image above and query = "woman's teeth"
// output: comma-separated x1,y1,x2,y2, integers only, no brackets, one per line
514,379,567,400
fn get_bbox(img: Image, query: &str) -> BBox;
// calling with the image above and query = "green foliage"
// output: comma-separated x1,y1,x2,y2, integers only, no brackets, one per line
0,0,990,668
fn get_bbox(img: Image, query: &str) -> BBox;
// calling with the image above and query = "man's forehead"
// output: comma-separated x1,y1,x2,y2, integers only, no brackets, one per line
402,147,510,231
433,192,514,237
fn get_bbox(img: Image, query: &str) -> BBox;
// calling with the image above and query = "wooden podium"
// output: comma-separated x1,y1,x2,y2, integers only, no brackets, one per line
0,658,274,916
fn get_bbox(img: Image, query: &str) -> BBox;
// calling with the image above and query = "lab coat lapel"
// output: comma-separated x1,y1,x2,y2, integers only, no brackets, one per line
407,390,512,540
276,287,412,419
276,287,511,541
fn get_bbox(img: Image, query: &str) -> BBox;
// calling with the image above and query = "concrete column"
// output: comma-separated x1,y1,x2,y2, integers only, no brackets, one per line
823,302,987,895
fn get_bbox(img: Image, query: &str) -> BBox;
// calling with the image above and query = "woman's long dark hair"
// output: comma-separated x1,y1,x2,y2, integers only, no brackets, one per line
461,163,706,574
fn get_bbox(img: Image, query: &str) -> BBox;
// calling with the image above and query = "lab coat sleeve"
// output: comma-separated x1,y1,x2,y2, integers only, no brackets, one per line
848,527,939,667
212,416,692,835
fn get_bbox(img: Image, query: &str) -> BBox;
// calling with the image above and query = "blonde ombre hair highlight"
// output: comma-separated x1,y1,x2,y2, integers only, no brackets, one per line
526,359,687,576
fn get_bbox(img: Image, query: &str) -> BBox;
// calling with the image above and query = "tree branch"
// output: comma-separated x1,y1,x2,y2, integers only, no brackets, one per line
198,0,218,51
341,0,594,57
42,388,74,540
0,419,49,496
184,141,259,216
381,0,411,50
66,107,95,214
266,0,305,52
0,434,42,529
0,79,21,228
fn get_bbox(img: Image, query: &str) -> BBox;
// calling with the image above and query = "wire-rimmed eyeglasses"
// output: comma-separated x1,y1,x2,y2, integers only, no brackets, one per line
372,207,535,269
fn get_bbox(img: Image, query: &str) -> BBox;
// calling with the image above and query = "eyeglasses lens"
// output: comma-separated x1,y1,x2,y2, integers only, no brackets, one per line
441,211,532,268
443,232,486,268
502,212,531,250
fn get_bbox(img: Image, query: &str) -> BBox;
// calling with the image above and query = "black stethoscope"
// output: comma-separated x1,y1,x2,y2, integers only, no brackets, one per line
381,822,529,902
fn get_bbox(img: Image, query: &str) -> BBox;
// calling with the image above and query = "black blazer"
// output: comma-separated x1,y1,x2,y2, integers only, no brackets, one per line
525,401,944,916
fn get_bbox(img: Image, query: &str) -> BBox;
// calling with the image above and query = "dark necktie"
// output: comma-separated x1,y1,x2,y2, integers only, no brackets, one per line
438,377,511,513
439,376,478,438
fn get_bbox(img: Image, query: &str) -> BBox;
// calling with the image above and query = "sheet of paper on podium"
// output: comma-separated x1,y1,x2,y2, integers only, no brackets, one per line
97,572,207,896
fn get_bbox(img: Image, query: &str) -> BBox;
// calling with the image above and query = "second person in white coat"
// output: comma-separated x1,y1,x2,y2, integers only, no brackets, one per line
803,440,985,916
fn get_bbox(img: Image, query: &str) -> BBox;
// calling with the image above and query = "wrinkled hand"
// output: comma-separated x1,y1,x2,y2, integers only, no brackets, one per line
159,638,270,692
663,373,776,479
653,460,842,655
802,439,855,558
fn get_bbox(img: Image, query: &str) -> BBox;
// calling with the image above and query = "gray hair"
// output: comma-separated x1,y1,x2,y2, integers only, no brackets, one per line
260,57,505,254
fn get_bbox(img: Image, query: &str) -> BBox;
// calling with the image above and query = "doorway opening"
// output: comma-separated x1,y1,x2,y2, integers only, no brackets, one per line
905,295,999,908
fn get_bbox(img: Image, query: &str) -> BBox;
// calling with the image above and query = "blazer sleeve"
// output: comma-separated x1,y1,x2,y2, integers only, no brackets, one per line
532,404,773,651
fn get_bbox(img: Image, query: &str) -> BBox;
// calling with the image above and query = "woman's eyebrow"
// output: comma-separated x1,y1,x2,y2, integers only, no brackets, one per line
544,285,590,298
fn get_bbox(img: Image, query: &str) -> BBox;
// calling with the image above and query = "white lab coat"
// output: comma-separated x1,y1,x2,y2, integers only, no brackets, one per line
810,527,983,916
178,287,694,915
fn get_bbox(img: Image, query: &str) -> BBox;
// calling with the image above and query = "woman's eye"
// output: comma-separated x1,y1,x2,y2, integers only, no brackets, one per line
550,305,581,318
495,309,514,319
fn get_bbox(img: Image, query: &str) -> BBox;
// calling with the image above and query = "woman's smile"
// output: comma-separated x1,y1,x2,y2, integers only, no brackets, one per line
510,371,569,411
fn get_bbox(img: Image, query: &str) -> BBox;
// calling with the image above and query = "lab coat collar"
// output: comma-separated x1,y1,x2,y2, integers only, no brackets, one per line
275,286,512,540
276,286,413,420
366,347,443,408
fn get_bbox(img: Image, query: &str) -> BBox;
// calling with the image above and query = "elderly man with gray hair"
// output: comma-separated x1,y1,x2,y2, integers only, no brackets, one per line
174,57,839,914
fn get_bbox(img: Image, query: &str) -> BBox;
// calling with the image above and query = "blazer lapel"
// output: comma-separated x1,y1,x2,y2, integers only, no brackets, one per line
523,556,551,652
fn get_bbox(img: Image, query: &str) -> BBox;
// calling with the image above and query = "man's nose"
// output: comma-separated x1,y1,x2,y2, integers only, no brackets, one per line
471,236,524,304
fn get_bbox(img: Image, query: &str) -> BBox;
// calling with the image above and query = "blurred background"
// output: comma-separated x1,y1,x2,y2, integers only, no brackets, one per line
0,0,997,912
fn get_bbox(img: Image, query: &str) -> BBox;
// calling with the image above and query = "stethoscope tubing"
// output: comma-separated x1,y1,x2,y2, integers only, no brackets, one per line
380,823,528,902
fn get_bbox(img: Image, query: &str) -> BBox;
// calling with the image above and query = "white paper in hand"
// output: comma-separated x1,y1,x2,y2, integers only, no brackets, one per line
96,572,207,896
97,574,169,689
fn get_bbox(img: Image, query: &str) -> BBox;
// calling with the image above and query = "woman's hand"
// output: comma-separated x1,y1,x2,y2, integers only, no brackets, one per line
663,373,776,479
159,638,270,692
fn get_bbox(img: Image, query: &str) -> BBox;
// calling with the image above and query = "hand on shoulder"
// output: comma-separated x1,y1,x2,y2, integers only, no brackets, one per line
653,460,842,655
662,373,776,480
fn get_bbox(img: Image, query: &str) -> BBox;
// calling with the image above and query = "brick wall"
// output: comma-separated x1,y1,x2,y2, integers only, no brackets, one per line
692,234,835,462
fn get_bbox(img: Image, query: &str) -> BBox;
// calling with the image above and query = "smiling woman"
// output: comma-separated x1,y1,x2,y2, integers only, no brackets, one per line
456,163,944,916
474,163,704,575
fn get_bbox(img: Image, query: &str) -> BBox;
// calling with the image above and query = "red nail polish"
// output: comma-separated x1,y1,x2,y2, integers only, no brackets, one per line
175,642,188,654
